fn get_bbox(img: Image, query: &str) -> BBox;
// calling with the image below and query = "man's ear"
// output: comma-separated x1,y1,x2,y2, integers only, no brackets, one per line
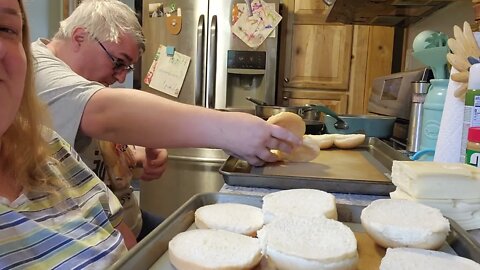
71,27,88,52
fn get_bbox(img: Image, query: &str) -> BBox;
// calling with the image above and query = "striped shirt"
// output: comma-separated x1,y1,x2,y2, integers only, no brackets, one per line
0,133,127,269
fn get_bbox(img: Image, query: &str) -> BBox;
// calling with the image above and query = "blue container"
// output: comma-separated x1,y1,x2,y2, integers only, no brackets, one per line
418,79,449,161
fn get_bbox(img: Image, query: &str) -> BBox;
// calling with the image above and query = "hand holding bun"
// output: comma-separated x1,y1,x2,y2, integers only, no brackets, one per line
274,135,320,162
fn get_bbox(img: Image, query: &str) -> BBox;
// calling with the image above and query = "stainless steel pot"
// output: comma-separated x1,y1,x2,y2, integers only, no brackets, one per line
247,99,346,126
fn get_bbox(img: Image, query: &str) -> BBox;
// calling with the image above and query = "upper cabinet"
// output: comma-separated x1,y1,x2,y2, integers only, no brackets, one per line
277,0,396,115
283,24,353,90
293,0,332,24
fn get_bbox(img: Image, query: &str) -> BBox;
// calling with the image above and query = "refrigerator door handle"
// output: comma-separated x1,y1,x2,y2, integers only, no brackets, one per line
206,15,217,109
195,15,205,107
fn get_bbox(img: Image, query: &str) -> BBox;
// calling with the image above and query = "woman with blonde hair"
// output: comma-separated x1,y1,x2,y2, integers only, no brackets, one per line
0,0,132,268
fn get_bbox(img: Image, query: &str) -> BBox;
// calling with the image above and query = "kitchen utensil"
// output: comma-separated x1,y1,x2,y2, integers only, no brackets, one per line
324,115,396,138
245,96,268,106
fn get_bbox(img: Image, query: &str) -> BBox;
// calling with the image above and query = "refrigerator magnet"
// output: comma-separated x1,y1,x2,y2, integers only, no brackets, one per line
166,8,182,35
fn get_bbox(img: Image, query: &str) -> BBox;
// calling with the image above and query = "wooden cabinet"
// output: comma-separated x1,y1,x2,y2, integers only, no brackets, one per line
277,0,395,115
284,24,353,90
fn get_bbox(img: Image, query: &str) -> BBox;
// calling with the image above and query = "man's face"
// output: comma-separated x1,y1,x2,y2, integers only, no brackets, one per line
81,34,140,86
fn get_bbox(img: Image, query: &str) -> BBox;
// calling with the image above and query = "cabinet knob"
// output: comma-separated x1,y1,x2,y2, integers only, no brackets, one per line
284,77,289,83
282,96,288,100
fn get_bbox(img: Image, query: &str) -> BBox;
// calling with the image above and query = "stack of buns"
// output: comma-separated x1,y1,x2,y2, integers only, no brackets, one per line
389,161,480,230
168,189,358,270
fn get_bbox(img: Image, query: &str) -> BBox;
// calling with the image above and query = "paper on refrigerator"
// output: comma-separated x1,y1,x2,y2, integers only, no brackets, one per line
144,45,190,98
232,0,282,48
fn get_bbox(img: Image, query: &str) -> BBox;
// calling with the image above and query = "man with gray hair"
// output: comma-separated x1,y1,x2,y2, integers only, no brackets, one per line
31,0,301,246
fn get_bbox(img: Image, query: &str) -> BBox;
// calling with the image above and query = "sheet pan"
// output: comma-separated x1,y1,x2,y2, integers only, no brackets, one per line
110,193,480,270
220,138,410,195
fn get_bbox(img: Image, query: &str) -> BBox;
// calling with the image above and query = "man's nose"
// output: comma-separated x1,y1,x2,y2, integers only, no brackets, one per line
114,69,128,83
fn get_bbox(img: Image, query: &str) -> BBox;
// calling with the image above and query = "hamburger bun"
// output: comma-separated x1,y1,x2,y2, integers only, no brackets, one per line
333,134,366,149
380,247,480,270
360,199,450,249
267,112,306,138
168,229,262,270
262,189,337,223
305,134,336,149
194,203,264,236
257,216,358,270
274,135,320,162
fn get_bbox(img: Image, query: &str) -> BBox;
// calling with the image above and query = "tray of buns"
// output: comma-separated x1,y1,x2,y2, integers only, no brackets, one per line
220,137,410,196
110,192,480,270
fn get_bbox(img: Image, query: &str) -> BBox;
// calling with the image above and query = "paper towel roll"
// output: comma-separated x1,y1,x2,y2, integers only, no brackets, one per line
434,32,480,162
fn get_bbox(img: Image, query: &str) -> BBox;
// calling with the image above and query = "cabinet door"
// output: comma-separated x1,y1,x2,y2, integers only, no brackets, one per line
284,89,348,114
284,24,353,90
293,0,331,24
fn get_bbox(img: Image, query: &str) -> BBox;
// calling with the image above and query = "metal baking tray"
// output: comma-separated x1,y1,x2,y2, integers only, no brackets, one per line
220,137,410,196
110,192,480,270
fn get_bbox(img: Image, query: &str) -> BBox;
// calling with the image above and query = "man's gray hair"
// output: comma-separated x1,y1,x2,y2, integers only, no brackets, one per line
54,0,145,53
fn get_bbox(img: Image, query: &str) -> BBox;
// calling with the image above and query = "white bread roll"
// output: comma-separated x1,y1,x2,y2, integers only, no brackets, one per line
360,199,450,249
333,134,366,149
195,203,264,236
274,135,320,162
267,112,306,138
257,216,358,270
380,247,480,270
168,229,262,270
305,134,335,149
262,189,337,223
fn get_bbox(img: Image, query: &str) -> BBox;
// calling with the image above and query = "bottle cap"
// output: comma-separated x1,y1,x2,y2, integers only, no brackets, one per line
468,63,480,89
468,127,480,142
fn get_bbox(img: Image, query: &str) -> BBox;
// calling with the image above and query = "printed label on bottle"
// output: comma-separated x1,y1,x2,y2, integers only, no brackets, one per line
466,149,480,167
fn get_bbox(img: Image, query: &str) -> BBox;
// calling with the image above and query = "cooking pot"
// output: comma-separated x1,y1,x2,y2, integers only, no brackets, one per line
246,97,348,135
324,114,396,138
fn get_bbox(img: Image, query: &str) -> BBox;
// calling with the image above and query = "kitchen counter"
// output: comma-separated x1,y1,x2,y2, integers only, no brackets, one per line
219,183,480,245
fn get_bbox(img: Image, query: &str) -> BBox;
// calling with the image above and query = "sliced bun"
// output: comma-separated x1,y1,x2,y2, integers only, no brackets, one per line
262,189,337,223
274,135,320,162
168,229,262,270
380,247,480,270
360,199,450,249
195,203,264,236
333,134,366,149
257,216,358,270
267,112,306,138
305,134,335,149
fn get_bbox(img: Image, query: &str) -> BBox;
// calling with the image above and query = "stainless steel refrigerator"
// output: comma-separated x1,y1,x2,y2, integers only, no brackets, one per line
139,0,281,218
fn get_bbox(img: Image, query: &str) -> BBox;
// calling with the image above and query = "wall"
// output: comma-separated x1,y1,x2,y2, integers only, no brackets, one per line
23,0,62,41
404,0,474,71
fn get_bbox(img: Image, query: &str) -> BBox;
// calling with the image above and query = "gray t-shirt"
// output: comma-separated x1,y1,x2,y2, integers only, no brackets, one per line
32,39,142,236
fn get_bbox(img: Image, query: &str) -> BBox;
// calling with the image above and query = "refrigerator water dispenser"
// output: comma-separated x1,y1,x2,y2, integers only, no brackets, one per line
226,50,268,109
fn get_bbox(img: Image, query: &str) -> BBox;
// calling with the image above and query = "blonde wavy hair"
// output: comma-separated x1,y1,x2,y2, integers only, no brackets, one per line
0,0,64,194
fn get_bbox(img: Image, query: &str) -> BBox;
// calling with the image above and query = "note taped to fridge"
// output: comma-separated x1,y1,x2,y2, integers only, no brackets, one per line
146,45,190,97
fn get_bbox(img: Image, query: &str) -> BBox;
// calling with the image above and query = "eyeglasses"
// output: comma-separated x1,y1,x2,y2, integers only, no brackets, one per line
95,38,134,73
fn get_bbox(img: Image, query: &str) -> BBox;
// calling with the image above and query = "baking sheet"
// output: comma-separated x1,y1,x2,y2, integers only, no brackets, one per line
220,138,410,195
110,193,480,270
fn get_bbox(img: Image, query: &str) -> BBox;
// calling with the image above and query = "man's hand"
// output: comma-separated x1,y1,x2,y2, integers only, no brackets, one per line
133,147,168,181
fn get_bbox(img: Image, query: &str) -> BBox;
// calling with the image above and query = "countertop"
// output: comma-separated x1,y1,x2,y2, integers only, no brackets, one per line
219,184,480,244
